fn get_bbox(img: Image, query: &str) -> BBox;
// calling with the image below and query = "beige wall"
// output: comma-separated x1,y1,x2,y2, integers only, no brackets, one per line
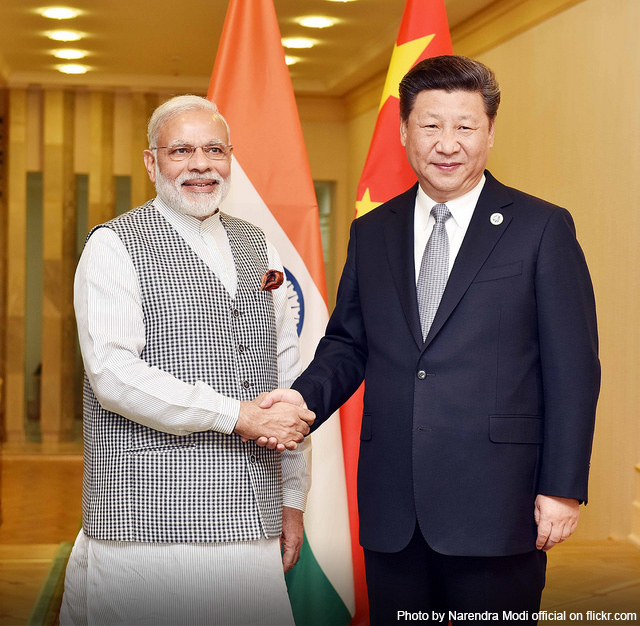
475,0,640,543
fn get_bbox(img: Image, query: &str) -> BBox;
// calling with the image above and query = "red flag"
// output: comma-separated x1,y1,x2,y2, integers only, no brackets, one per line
344,2,452,624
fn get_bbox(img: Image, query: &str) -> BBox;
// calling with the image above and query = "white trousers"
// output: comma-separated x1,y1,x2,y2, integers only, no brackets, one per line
60,530,295,626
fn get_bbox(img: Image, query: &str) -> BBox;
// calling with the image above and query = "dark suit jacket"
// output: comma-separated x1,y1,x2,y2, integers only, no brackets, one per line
293,171,600,557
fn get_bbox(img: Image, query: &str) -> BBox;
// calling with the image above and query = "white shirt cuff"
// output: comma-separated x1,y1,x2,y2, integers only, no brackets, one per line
283,488,307,512
213,397,240,435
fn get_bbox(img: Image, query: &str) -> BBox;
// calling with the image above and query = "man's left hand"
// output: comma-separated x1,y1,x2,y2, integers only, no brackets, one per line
281,506,304,573
534,494,580,551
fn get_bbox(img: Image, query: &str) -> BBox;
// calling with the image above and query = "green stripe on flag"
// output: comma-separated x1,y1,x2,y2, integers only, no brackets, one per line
286,531,352,626
28,542,73,626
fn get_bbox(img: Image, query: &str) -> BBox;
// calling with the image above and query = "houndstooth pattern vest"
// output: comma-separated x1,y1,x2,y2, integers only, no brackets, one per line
81,201,282,543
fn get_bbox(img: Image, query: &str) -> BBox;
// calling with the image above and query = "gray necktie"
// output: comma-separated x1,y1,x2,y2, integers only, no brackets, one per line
417,203,452,340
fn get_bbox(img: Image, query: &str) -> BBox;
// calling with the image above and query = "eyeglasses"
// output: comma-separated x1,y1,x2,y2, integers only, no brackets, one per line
151,144,232,161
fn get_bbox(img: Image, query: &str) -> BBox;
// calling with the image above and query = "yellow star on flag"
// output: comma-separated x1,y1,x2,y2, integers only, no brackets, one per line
379,34,435,111
356,188,383,217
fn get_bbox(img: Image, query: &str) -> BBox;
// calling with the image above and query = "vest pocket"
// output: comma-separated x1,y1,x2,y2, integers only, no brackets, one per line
125,421,198,452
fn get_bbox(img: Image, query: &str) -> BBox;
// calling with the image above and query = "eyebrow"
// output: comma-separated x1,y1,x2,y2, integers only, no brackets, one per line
166,138,228,147
421,111,478,120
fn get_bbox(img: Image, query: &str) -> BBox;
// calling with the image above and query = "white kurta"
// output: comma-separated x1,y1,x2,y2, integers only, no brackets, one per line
61,199,308,625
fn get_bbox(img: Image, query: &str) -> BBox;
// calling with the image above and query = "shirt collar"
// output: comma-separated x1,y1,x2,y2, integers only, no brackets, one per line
415,175,486,232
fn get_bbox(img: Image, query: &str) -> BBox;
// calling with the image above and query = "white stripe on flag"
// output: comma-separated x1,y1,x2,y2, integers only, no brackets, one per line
222,158,355,614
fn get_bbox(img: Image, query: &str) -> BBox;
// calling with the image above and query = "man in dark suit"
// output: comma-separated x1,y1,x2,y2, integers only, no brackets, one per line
264,55,599,624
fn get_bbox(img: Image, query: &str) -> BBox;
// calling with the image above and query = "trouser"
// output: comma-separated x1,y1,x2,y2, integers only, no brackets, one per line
364,523,546,626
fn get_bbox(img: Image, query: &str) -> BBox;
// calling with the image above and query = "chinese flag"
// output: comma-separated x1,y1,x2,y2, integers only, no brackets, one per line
343,1,452,624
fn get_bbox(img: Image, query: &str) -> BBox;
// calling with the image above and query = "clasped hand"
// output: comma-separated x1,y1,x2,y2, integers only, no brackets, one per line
235,390,312,451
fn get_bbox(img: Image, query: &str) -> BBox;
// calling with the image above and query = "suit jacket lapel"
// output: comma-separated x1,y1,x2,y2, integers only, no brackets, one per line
423,172,514,350
384,185,425,349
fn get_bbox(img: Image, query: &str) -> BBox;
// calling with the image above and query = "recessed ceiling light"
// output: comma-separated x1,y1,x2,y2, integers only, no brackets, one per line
57,63,88,74
325,0,356,3
47,29,83,41
52,48,87,60
285,56,300,66
39,7,81,19
281,37,315,49
298,16,336,29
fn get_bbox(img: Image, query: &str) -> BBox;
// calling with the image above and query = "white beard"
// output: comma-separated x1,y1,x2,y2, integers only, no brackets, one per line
154,165,230,219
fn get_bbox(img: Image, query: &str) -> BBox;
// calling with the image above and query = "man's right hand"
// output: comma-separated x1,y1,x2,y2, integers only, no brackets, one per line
252,389,309,450
234,393,314,451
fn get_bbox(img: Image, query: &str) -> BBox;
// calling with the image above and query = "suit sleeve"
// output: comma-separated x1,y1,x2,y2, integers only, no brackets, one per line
292,220,368,427
535,208,600,503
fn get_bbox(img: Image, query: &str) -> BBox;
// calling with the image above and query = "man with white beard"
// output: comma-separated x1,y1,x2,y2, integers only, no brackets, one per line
60,95,314,626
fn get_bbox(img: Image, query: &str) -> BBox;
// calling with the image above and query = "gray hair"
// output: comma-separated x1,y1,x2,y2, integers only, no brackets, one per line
147,95,230,147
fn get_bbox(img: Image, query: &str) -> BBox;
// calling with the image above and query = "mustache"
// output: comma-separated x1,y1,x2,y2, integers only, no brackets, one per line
176,172,226,185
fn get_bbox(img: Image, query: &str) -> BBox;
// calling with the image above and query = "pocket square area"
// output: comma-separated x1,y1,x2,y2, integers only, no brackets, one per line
260,269,284,291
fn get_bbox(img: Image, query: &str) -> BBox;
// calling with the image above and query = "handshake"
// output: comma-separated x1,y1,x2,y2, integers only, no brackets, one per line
234,389,314,452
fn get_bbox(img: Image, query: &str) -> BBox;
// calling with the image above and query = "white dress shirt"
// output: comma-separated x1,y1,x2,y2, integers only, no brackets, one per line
414,175,486,282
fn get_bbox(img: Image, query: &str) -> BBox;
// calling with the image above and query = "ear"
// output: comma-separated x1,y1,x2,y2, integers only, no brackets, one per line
488,118,496,149
400,120,408,147
143,150,157,183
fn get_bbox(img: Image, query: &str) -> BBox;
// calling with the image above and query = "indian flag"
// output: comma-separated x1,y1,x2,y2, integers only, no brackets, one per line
208,1,354,624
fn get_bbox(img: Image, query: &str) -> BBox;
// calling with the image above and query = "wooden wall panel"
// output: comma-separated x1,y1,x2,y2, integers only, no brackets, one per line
88,91,115,229
130,93,157,208
0,90,6,436
4,90,27,442
2,89,199,442
40,90,76,443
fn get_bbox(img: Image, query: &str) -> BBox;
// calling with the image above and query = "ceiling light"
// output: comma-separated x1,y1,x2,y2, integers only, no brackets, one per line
57,63,88,74
299,16,336,29
39,7,81,19
52,48,86,60
47,29,83,41
281,37,315,49
325,0,357,3
285,56,300,66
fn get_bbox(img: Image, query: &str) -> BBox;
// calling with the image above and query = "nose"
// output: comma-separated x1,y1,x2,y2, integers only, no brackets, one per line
187,146,212,171
436,128,460,155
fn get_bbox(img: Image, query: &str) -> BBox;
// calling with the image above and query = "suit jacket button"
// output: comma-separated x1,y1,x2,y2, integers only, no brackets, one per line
417,370,426,380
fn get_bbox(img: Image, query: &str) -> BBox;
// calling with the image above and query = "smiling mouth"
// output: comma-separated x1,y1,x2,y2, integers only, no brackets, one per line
433,163,461,170
182,180,219,191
